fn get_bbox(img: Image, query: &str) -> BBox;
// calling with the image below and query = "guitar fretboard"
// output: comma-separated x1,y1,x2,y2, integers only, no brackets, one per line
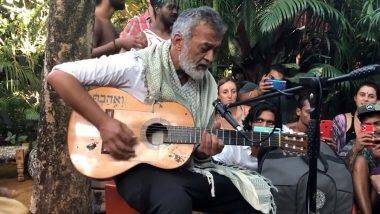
160,126,281,147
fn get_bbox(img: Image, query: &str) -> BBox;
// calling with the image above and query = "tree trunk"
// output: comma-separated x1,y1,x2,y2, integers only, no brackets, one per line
31,0,95,213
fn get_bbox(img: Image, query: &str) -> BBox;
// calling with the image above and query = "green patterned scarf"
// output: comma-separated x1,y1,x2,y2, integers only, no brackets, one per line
138,40,216,128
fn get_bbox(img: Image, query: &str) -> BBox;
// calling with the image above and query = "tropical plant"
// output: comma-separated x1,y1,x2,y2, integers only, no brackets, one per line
0,0,47,144
113,0,148,30
0,85,39,145
0,0,47,91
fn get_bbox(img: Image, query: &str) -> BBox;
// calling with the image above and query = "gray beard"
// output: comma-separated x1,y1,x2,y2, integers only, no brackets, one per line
178,48,207,81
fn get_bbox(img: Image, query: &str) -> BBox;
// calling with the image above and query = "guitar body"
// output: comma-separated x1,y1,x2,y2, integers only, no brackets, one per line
67,87,194,179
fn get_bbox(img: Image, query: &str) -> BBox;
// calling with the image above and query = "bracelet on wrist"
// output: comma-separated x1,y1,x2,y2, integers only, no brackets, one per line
193,144,210,160
194,144,201,151
113,39,119,50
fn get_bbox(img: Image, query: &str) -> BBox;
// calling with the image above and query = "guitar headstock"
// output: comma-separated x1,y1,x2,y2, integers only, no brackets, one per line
280,133,308,156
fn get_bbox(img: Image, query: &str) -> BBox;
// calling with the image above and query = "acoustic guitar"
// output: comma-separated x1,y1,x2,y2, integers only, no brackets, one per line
67,87,307,179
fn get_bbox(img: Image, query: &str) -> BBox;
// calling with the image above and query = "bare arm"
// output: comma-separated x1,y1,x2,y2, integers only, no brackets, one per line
46,54,141,159
92,18,119,58
92,36,148,58
92,40,118,58
47,70,109,128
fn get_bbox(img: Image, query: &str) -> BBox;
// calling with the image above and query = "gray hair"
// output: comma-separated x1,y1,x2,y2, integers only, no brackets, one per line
171,6,227,41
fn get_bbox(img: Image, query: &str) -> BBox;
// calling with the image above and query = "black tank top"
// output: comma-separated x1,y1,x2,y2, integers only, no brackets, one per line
346,114,356,144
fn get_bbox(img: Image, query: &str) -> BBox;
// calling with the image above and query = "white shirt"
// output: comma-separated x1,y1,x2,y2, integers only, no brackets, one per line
52,51,148,102
121,29,166,53
213,145,258,171
213,125,297,171
213,114,258,171
143,29,165,47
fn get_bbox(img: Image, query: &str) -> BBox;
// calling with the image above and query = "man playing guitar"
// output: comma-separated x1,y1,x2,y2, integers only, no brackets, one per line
48,7,275,214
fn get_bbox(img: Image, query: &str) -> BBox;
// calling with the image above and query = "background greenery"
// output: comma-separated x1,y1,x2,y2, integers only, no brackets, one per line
1,0,379,145
0,0,46,145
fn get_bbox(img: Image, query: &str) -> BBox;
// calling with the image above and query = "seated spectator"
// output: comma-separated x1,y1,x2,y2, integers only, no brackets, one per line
213,101,278,171
238,81,258,102
92,0,147,57
120,0,179,52
285,95,312,134
213,77,249,130
239,64,287,101
239,64,296,124
331,81,378,156
351,101,380,214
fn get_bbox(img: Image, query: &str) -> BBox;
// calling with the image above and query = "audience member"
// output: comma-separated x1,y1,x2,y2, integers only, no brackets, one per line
120,0,179,52
92,0,147,57
332,81,379,156
147,0,178,40
239,64,296,124
213,77,249,130
213,101,278,171
350,101,380,214
285,95,312,133
329,81,378,214
239,64,287,101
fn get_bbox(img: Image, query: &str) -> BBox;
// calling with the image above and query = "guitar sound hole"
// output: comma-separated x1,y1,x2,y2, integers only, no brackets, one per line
146,123,168,146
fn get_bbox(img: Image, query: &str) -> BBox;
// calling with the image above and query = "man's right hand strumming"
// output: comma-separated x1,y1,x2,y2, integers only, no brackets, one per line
47,70,137,160
98,118,137,160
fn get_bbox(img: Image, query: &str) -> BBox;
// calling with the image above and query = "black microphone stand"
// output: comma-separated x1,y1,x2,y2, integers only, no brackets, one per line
300,77,322,213
225,64,380,214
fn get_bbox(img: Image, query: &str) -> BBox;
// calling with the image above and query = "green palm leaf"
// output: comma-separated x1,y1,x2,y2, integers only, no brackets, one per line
356,1,380,42
259,0,307,33
259,0,348,33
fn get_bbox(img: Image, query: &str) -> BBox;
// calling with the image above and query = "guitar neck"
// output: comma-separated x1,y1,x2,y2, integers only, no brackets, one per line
164,126,281,147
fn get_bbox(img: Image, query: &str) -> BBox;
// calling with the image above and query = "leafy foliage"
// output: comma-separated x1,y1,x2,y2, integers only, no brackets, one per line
0,0,47,91
0,0,46,144
113,0,148,30
258,0,348,33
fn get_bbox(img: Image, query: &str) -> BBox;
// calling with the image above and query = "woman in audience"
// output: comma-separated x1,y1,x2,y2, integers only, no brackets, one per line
213,77,249,130
332,81,379,155
212,77,256,168
331,82,379,214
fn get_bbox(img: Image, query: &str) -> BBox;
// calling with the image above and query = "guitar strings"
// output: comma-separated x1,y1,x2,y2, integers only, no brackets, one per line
142,123,306,153
144,126,305,148
146,125,304,138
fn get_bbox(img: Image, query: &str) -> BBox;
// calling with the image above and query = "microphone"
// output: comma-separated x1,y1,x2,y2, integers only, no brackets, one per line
327,64,380,85
213,99,243,131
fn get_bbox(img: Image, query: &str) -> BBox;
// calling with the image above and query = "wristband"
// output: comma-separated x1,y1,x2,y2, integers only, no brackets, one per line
113,39,118,50
194,144,201,152
193,144,211,161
